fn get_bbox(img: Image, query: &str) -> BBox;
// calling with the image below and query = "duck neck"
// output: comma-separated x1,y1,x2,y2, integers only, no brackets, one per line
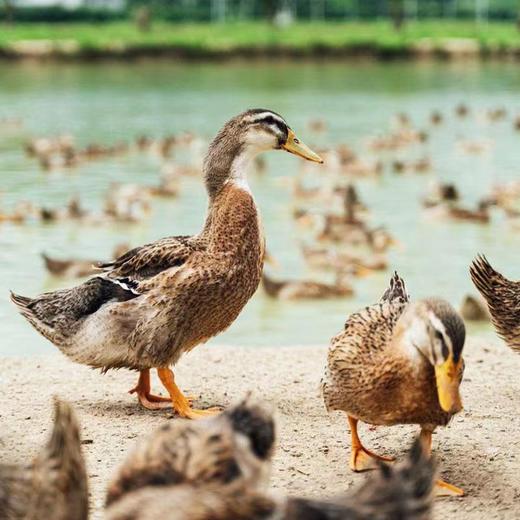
201,143,263,249
204,139,258,200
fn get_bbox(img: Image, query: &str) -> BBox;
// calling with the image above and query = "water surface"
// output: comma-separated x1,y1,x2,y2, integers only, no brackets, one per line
1,59,516,355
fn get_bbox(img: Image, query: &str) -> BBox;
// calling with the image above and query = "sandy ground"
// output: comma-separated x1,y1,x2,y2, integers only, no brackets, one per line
1,338,519,519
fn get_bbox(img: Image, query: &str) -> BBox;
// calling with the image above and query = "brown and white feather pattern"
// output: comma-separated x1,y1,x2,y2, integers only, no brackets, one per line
322,273,408,414
106,400,275,508
106,438,435,520
470,254,520,352
0,399,88,520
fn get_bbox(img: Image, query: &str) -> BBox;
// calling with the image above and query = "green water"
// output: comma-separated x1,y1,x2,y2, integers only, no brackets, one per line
1,59,516,355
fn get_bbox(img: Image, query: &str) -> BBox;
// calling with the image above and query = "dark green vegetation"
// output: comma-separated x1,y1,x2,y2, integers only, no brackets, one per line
1,21,520,59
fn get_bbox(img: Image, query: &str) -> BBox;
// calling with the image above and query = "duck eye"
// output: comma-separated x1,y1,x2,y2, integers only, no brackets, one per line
434,330,443,341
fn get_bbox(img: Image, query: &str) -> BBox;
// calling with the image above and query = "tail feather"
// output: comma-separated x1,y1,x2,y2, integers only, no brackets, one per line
10,291,33,309
470,255,520,351
381,271,409,304
10,290,60,344
26,398,89,520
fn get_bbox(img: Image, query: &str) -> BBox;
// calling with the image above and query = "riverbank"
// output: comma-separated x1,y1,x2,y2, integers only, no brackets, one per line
1,339,519,519
1,21,520,60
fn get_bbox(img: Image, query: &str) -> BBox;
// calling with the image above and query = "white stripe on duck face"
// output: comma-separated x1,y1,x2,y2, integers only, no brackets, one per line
244,111,287,126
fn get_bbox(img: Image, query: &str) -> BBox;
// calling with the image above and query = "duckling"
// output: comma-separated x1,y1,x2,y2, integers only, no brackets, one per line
392,157,430,175
262,270,353,300
0,398,88,520
106,437,435,520
301,244,387,275
459,294,490,322
322,272,465,496
430,110,443,125
455,103,469,117
42,243,130,279
105,398,275,508
447,200,491,224
470,255,520,352
292,176,323,200
422,182,459,208
457,138,492,155
308,117,327,133
11,109,322,419
486,107,506,122
103,183,152,223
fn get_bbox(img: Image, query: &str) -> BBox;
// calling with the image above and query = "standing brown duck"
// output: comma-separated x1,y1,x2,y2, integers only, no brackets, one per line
11,109,323,419
322,273,466,496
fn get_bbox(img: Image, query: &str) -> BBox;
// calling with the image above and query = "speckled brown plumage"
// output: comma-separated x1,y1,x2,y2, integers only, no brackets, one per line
0,399,88,520
11,110,322,417
322,272,464,428
105,399,275,508
470,254,520,352
322,271,465,495
106,438,435,520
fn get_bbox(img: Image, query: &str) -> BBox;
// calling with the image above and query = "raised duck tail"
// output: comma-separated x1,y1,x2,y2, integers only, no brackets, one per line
27,398,89,520
381,271,409,304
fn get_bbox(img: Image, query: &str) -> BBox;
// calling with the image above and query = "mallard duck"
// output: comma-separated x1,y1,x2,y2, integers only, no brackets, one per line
430,110,443,125
42,243,130,279
393,157,431,175
261,270,353,300
455,103,469,117
0,398,88,520
470,255,520,352
11,109,322,419
301,245,387,275
105,398,275,509
322,272,465,496
459,294,490,322
106,437,435,520
422,182,459,208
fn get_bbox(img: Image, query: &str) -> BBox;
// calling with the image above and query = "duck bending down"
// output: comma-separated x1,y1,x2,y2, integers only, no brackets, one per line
470,255,520,352
0,399,88,520
11,109,322,419
322,273,466,496
106,437,434,520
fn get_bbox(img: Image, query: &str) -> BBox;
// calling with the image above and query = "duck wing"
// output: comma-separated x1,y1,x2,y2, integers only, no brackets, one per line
322,273,410,410
100,235,205,282
470,254,520,351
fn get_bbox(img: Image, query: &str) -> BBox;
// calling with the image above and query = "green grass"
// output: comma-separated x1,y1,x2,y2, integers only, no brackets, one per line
0,20,519,56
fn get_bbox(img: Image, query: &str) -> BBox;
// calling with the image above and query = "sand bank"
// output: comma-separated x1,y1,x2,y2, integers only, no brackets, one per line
1,338,519,519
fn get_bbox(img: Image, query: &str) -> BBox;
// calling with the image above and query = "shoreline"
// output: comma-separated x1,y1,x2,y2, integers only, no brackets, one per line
1,338,519,519
1,44,519,62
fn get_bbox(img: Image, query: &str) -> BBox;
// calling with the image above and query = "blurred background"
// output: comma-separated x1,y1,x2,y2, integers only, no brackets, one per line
1,0,519,355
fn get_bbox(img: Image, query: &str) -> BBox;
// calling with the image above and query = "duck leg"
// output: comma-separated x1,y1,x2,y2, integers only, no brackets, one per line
129,369,173,410
157,367,221,420
348,416,395,472
420,428,464,497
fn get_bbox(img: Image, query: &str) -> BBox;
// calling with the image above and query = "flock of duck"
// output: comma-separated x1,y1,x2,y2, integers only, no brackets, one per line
2,108,520,519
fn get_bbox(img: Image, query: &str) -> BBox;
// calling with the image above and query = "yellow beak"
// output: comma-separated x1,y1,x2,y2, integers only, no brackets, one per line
282,129,323,163
435,356,463,414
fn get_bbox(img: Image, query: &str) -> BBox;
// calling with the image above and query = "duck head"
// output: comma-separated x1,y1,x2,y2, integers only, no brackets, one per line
400,298,466,415
204,109,322,197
